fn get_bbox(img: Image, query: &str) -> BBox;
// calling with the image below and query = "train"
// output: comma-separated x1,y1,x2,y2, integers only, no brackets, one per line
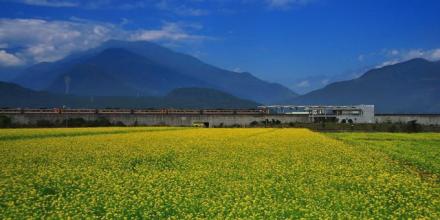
0,108,270,115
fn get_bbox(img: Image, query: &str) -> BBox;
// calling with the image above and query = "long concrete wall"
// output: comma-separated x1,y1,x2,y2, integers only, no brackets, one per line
4,113,440,126
4,114,311,127
375,114,440,125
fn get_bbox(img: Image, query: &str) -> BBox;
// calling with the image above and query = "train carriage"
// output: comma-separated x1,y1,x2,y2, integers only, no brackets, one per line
202,109,235,115
167,109,201,115
132,109,167,115
0,108,271,116
62,109,98,114
98,109,132,114
235,109,266,115
0,108,23,114
23,108,60,114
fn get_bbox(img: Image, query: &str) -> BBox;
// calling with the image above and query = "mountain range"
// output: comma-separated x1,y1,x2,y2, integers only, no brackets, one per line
13,40,296,103
1,40,439,113
286,58,440,113
0,82,258,109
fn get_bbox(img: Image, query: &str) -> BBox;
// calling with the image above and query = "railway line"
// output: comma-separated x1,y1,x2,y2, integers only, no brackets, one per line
0,108,269,115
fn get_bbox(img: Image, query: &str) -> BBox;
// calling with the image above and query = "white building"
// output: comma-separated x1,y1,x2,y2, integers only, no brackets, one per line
259,105,375,124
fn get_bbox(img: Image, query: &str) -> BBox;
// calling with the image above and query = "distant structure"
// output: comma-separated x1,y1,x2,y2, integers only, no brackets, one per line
3,105,440,126
259,105,375,123
64,75,71,95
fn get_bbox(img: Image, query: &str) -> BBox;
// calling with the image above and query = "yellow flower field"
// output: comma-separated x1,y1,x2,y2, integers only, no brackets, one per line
0,127,438,218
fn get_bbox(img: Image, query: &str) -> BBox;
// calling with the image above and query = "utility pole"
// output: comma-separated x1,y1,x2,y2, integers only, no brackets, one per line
64,76,71,95
63,105,68,128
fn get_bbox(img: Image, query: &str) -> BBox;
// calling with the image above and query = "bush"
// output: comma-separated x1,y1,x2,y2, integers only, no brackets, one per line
250,121,259,127
0,116,12,128
405,120,422,133
93,117,112,127
63,118,87,127
114,121,126,127
231,124,242,128
272,119,281,125
36,120,54,127
288,122,296,127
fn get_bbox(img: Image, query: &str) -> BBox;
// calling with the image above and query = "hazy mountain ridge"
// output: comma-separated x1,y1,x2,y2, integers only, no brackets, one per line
286,58,440,113
13,40,297,103
0,66,25,82
47,48,210,96
0,81,259,109
290,72,361,94
6,40,440,113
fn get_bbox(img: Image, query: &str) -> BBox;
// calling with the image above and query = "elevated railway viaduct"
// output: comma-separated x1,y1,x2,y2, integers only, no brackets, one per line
2,112,440,127
2,113,310,127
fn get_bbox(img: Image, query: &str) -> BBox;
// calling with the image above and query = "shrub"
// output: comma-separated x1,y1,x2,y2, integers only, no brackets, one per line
388,124,398,132
93,117,112,127
63,118,87,127
250,121,259,127
405,120,422,133
0,116,12,128
114,121,126,127
36,120,54,127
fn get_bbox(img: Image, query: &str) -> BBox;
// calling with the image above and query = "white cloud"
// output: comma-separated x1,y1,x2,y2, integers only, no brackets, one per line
155,0,209,16
0,50,23,66
295,80,310,88
233,67,242,73
375,59,399,69
389,49,399,56
13,0,78,7
129,22,207,42
266,0,313,10
12,0,210,14
431,49,440,60
12,0,312,12
377,48,440,68
400,48,440,61
0,18,208,65
384,48,440,61
175,6,210,16
0,18,117,63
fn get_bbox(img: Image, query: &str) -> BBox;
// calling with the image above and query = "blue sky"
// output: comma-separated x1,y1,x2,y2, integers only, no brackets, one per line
0,0,439,93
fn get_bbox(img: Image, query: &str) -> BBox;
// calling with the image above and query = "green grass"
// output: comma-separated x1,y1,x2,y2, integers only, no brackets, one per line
327,132,440,179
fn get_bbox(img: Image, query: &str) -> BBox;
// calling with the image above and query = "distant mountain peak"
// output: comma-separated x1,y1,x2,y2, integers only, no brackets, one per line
13,40,296,103
285,58,440,113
